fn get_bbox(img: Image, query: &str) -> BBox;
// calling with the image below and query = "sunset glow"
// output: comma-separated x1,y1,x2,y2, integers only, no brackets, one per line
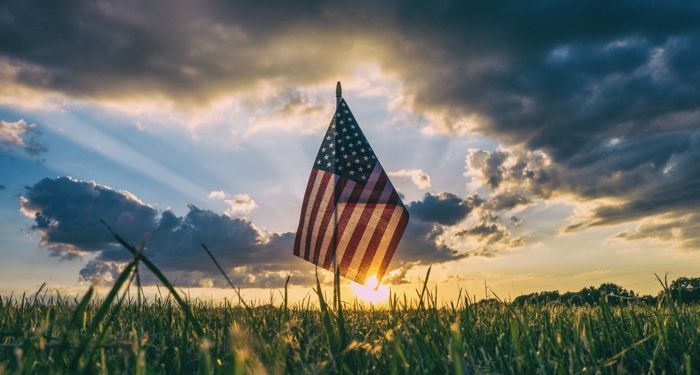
350,275,390,304
1,0,700,304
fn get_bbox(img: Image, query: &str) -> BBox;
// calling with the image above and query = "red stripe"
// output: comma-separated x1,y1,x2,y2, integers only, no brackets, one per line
355,191,401,282
303,172,331,260
321,183,364,269
311,176,348,264
377,208,409,282
294,169,319,256
339,174,388,272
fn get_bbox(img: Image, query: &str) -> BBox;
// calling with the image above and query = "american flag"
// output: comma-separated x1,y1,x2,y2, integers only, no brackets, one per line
293,98,409,284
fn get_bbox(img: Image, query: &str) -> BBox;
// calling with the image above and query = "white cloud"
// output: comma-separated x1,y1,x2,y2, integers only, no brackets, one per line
389,169,431,190
224,194,258,216
208,190,257,216
208,190,227,200
0,119,32,147
0,118,46,156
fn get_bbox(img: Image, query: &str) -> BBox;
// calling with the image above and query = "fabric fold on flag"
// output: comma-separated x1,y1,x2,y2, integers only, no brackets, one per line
294,98,409,284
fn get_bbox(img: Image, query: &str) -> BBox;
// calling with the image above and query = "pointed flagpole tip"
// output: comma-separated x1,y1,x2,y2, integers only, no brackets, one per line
336,81,342,98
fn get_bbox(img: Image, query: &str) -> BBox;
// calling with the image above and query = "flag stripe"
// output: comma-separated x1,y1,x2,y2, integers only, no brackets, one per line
333,203,366,271
376,208,409,282
357,206,407,283
346,203,394,281
316,181,356,267
311,176,348,263
355,193,401,282
303,172,331,259
339,172,388,273
294,169,319,256
337,169,385,267
322,181,365,268
305,173,336,260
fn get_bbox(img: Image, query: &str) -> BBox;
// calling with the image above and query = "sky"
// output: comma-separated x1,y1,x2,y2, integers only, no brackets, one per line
1,0,700,303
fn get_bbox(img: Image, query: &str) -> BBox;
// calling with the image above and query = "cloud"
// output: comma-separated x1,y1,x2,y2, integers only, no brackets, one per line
0,120,26,147
0,1,384,105
23,177,509,287
245,87,331,135
466,147,557,208
393,192,523,266
208,190,258,216
389,169,431,190
223,194,257,216
408,192,480,226
19,177,158,254
0,119,46,156
614,212,700,250
208,190,226,200
455,212,525,255
466,130,700,248
5,1,697,253
20,177,311,287
1,2,695,119
393,219,462,266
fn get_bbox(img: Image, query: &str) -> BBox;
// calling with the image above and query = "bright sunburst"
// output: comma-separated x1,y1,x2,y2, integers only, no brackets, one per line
350,275,390,304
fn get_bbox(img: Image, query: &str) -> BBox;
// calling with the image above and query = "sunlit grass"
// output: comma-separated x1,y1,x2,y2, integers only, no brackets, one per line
1,229,699,374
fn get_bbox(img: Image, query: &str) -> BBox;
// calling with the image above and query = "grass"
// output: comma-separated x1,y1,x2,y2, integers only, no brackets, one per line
1,231,699,374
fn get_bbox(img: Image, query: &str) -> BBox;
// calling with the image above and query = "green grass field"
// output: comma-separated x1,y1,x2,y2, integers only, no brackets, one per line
1,231,699,374
3,283,700,374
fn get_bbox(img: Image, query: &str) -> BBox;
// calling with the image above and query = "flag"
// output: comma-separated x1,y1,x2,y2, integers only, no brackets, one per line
293,97,409,284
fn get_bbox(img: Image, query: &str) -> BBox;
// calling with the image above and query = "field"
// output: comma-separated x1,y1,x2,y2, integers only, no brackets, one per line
1,233,699,374
3,285,700,374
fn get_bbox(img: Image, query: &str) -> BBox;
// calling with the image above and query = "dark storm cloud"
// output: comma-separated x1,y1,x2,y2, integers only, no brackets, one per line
466,147,558,211
392,192,521,267
396,1,700,250
8,0,700,251
20,177,310,287
0,0,382,102
2,1,697,120
22,177,500,287
2,0,699,160
393,220,462,265
408,192,480,226
466,130,700,245
456,221,524,254
20,177,157,253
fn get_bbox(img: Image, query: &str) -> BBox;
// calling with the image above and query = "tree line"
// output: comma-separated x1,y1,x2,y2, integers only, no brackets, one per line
510,277,700,306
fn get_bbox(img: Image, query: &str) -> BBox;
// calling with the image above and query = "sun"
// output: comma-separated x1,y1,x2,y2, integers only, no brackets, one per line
350,275,390,304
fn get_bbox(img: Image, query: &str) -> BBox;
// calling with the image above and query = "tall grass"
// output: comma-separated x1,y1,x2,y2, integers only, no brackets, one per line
1,230,699,374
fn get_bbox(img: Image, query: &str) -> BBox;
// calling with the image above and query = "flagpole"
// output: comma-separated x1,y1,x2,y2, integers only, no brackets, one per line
333,81,341,310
